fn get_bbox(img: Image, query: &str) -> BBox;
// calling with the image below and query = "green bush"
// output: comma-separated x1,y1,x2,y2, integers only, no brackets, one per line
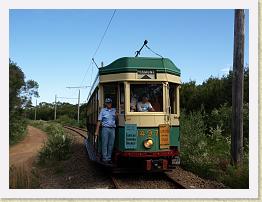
180,110,249,188
29,120,49,131
206,103,249,139
221,155,249,188
56,114,86,129
31,121,73,164
10,117,28,145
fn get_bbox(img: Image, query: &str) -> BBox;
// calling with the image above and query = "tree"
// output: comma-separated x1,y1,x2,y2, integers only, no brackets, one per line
9,59,39,144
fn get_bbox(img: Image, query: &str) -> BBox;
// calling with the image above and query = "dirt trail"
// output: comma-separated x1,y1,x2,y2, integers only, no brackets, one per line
9,126,48,169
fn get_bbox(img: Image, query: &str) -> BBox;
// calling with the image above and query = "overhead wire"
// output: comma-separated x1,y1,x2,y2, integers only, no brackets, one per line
80,9,117,87
67,9,116,104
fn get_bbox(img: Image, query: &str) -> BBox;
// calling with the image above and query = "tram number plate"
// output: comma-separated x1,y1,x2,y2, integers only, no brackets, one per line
125,124,137,149
159,124,170,149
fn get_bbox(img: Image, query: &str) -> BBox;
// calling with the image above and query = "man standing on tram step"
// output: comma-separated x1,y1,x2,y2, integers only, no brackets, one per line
95,98,118,164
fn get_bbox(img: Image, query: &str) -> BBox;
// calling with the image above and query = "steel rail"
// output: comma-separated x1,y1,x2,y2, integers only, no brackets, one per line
163,172,187,189
63,125,87,139
110,175,121,189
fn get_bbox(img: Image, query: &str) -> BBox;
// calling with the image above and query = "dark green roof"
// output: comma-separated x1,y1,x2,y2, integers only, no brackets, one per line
99,57,181,76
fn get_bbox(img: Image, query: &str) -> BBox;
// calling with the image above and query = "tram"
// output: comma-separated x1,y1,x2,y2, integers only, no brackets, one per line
85,56,181,171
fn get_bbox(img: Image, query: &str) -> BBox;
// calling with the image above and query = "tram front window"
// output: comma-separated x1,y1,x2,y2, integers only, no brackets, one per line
130,84,163,112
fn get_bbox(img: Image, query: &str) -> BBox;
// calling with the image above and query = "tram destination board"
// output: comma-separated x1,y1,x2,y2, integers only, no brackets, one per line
137,69,156,79
159,124,170,149
125,124,137,149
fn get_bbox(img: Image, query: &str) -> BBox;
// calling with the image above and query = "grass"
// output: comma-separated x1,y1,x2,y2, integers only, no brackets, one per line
180,109,249,188
9,165,40,189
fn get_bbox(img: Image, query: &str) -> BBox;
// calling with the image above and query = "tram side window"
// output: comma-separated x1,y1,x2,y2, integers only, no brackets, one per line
103,83,117,108
130,84,163,112
169,83,177,114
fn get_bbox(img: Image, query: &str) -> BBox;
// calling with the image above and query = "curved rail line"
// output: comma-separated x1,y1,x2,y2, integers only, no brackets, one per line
63,125,87,139
163,172,187,189
110,175,121,189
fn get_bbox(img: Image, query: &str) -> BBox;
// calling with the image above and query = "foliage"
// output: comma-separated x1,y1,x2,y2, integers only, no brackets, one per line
222,154,249,188
9,118,28,145
9,59,39,145
31,121,73,164
26,101,87,129
180,66,249,113
180,110,249,188
206,103,249,139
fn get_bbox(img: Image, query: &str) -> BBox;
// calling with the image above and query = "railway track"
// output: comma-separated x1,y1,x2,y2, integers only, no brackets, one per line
64,125,186,189
110,172,186,189
163,172,187,189
63,125,88,139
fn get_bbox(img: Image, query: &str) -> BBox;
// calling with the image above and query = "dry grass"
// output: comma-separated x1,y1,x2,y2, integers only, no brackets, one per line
9,165,39,189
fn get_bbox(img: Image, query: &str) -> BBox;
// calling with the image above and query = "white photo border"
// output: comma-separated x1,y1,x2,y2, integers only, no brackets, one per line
0,0,258,199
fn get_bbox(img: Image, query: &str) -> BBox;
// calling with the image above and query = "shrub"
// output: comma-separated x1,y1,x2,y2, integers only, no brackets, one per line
9,117,28,145
221,155,249,188
180,110,249,188
31,121,73,164
56,114,86,129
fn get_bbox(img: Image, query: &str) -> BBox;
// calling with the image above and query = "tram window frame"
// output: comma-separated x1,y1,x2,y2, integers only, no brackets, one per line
102,82,118,109
119,83,125,114
169,83,178,115
129,83,164,112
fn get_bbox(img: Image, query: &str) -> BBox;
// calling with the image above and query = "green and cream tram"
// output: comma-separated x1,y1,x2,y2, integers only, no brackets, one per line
85,57,181,171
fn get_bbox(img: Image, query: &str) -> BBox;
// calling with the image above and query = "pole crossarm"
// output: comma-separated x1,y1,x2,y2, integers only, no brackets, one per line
66,86,90,89
66,86,91,123
57,97,78,99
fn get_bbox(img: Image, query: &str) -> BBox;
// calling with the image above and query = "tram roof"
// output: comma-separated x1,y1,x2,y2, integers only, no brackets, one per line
99,57,181,76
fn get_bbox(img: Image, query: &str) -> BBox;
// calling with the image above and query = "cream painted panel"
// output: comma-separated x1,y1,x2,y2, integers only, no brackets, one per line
124,114,179,127
100,73,181,83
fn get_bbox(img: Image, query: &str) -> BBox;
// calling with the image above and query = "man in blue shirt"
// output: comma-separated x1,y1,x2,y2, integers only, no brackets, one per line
95,98,118,164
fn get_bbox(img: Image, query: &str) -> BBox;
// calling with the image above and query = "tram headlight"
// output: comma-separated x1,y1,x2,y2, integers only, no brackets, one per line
143,138,153,149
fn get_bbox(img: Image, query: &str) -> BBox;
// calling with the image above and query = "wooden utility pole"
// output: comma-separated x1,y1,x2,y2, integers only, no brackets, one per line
231,9,245,166
77,89,80,123
54,94,57,120
66,86,90,124
34,99,37,120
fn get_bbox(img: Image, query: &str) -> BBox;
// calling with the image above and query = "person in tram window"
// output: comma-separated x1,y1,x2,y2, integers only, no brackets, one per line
137,94,155,112
95,98,118,164
130,91,137,112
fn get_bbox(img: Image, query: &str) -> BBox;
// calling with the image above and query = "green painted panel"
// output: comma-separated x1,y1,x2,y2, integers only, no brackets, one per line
99,57,181,76
170,126,180,148
124,124,137,149
115,126,180,152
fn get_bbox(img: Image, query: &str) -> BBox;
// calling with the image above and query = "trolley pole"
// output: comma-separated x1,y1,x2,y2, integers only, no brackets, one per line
54,94,57,120
34,99,37,120
231,9,245,166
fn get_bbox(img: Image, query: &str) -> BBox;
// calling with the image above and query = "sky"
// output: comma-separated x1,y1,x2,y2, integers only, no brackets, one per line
9,9,249,105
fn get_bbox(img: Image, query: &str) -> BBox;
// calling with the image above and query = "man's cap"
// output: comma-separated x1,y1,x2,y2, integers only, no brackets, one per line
105,98,112,103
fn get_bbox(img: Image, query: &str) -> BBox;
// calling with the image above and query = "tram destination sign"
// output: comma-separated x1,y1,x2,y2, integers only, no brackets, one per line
125,124,137,149
137,69,156,79
159,124,170,149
